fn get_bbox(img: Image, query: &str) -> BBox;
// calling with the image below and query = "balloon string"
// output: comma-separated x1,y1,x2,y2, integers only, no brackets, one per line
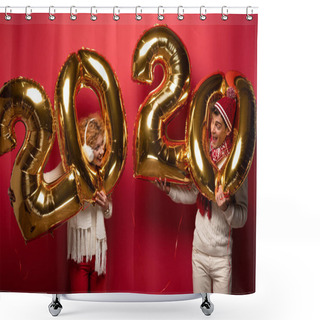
160,280,171,293
131,208,136,228
82,203,90,211
174,212,184,259
161,211,184,293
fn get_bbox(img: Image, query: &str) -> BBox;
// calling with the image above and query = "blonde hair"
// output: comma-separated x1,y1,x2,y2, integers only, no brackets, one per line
79,113,105,148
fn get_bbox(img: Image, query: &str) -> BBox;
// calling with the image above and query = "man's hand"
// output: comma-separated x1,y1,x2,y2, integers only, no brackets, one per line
154,178,170,194
215,185,230,211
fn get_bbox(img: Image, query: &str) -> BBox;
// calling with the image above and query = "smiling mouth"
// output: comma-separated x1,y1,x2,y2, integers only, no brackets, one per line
94,156,103,165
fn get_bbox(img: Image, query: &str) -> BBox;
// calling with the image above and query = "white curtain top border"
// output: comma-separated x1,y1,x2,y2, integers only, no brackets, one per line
0,6,258,15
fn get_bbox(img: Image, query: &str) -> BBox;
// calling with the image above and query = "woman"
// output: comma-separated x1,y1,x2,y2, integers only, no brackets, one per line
44,113,112,293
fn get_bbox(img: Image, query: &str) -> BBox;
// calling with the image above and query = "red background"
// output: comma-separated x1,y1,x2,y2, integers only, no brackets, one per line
0,14,257,294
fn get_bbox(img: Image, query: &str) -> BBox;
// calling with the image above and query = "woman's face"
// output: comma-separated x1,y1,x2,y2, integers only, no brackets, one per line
92,134,105,167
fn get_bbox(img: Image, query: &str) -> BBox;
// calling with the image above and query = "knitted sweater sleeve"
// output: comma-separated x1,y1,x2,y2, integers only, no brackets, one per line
168,184,199,204
222,178,248,228
44,163,113,220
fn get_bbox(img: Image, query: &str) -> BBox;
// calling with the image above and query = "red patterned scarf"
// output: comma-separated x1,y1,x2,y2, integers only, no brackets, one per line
197,135,233,218
209,135,233,164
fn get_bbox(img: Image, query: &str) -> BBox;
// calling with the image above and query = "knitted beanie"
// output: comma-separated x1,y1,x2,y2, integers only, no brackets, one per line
214,87,237,131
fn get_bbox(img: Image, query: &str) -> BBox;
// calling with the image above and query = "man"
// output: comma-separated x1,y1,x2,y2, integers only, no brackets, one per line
156,87,248,294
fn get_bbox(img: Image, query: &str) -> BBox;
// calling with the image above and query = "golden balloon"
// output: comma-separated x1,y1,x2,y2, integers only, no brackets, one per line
78,49,127,195
188,73,225,200
188,72,256,200
132,26,190,183
55,49,127,202
221,71,256,195
0,78,82,241
0,49,127,241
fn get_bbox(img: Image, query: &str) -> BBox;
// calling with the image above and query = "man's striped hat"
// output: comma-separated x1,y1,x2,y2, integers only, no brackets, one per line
214,87,237,131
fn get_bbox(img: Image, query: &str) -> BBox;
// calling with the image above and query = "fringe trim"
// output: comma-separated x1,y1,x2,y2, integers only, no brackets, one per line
67,227,107,275
95,238,107,276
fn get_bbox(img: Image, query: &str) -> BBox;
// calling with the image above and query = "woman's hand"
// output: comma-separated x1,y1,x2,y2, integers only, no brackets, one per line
154,178,170,194
215,185,230,211
95,190,111,214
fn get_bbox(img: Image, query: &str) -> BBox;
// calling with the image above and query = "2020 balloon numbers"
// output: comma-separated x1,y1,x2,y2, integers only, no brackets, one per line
0,26,255,241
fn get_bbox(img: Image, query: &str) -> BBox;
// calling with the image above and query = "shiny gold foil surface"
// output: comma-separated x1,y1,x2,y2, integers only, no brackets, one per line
0,49,127,241
55,49,127,202
188,71,256,200
132,26,190,183
0,78,81,241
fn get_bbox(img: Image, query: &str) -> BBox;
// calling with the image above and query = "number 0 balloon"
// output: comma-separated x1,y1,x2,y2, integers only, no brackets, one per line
188,71,256,200
188,73,225,200
222,71,256,195
55,49,127,201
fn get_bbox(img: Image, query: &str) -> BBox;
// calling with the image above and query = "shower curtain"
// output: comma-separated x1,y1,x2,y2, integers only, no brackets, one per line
0,10,257,295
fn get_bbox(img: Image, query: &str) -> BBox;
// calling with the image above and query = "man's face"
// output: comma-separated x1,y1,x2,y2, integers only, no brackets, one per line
210,113,230,149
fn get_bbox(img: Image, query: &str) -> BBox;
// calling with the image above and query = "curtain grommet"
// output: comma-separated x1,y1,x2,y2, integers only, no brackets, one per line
158,6,164,21
5,6,12,21
49,6,55,21
135,6,142,21
200,6,207,21
177,6,184,21
25,6,32,21
91,6,97,21
246,6,253,21
113,6,120,21
221,6,228,21
70,6,77,21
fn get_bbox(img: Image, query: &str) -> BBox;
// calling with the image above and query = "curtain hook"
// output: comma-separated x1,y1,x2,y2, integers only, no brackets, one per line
91,6,97,21
5,6,12,21
177,6,184,21
135,6,142,21
113,6,120,21
200,6,207,21
70,6,77,21
158,6,164,21
25,6,32,21
246,6,253,21
221,6,228,21
49,6,56,21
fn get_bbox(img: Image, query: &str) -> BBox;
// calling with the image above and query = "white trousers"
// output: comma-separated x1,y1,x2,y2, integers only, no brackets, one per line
192,248,232,294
